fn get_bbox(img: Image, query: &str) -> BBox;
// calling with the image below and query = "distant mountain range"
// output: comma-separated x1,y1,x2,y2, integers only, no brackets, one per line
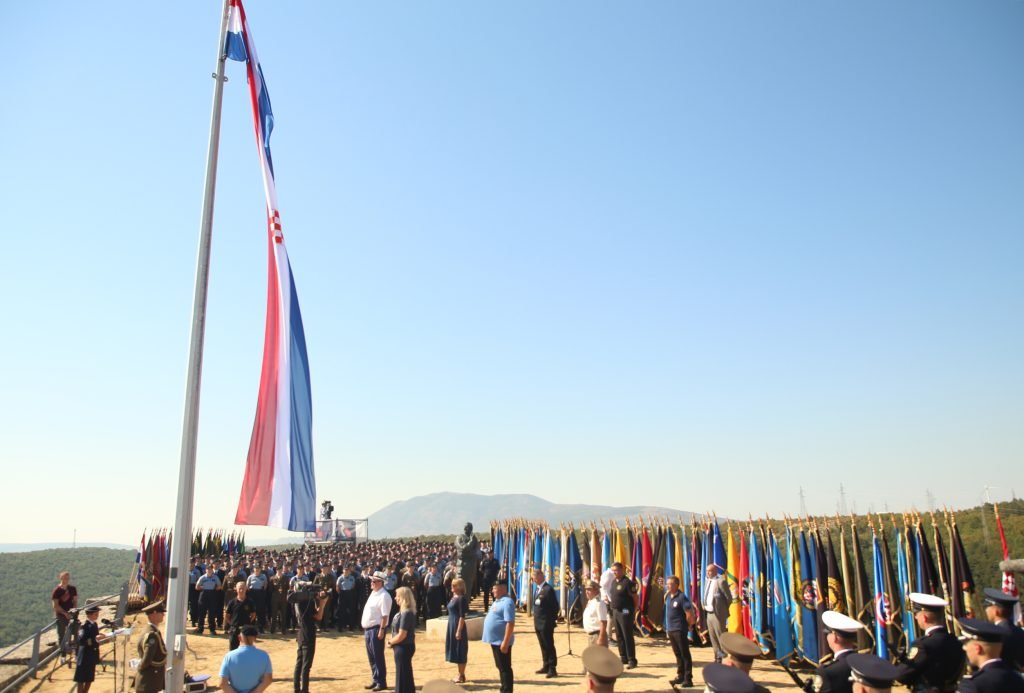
366,492,695,539
0,542,135,553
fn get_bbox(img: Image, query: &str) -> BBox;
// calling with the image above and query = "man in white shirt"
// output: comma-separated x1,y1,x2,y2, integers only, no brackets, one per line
582,580,609,647
360,572,392,691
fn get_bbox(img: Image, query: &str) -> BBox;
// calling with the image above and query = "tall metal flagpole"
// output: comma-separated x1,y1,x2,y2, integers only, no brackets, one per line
165,1,232,691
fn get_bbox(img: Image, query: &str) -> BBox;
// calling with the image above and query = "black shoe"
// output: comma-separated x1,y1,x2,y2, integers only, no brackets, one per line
210,630,217,636
535,668,547,674
683,681,694,688
546,671,557,678
371,685,385,692
670,678,683,685
627,661,637,669
364,684,377,690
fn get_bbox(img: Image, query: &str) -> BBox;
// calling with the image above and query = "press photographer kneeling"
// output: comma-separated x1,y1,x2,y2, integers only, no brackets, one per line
287,580,328,693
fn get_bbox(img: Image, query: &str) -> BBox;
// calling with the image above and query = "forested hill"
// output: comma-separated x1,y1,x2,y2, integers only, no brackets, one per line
0,548,135,647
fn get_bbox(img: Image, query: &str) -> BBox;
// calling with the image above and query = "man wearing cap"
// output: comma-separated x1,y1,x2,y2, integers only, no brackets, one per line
361,571,393,691
720,633,770,692
218,625,272,693
895,593,964,692
135,600,167,693
336,565,358,632
484,580,516,693
665,575,695,687
608,562,639,669
981,587,1024,671
957,617,1024,692
582,644,623,692
703,661,756,693
847,653,900,693
532,568,560,678
73,605,107,693
582,580,610,647
704,564,733,663
802,610,865,693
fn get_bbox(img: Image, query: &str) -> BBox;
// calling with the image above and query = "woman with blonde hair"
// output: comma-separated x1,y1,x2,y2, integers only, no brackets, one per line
387,586,417,693
445,577,469,683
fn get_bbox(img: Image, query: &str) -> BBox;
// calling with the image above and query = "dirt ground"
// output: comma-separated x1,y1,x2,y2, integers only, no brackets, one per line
29,600,901,693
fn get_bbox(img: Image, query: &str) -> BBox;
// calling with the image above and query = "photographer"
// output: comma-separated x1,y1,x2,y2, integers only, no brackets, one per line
287,580,327,693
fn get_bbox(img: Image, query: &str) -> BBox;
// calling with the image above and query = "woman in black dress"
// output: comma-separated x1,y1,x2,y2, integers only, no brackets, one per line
74,605,106,693
387,587,417,693
445,577,469,683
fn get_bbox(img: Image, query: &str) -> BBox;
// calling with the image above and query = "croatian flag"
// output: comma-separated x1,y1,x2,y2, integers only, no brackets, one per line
227,0,316,532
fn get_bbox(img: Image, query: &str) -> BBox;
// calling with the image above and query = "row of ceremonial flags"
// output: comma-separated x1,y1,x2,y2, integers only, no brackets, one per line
491,507,1001,665
128,529,246,601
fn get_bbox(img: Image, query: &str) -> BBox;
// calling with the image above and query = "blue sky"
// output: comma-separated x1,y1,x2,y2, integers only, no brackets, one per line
1,1,1021,544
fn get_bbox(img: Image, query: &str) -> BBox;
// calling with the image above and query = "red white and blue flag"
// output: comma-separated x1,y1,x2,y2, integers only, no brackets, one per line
227,0,316,532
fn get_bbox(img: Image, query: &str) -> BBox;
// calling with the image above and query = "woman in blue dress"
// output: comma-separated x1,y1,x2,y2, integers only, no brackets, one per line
445,577,469,683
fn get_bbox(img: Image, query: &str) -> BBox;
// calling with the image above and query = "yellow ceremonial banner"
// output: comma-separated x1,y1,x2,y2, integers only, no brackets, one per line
614,528,629,569
727,526,742,632
673,527,684,581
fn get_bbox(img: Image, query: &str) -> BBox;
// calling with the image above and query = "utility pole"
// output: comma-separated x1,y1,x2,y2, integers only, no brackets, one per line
838,484,849,517
926,489,936,513
981,487,991,544
799,486,808,518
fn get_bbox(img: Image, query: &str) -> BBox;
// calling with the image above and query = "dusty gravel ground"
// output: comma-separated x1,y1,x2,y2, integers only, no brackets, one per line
29,599,910,692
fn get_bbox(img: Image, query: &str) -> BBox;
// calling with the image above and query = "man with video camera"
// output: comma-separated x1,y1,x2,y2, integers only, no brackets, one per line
287,579,328,693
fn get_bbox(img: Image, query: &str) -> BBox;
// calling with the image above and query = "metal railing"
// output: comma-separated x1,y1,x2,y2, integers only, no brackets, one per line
0,587,126,693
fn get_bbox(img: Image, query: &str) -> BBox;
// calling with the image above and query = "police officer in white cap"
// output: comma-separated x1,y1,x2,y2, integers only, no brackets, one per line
895,592,964,692
803,610,866,693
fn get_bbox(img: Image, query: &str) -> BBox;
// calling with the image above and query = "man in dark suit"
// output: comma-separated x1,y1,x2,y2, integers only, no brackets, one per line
532,568,559,678
702,564,732,663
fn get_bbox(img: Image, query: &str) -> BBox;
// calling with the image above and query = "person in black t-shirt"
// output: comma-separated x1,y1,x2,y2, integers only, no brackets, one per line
608,562,639,669
225,582,257,651
288,583,327,693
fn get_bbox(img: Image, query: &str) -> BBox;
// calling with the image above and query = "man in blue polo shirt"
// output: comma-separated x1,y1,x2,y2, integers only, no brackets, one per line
483,581,516,693
218,625,272,693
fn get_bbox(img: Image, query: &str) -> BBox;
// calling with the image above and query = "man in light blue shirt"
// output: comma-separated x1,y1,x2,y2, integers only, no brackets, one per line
218,626,272,693
483,581,516,693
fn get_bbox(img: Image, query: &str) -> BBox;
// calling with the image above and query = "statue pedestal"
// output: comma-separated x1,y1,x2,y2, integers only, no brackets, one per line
424,614,485,641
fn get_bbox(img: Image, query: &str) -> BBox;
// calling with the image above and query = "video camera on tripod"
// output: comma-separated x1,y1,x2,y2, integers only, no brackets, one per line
289,580,327,604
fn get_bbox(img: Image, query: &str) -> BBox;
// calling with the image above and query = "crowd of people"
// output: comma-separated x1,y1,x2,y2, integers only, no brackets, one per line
52,537,1024,693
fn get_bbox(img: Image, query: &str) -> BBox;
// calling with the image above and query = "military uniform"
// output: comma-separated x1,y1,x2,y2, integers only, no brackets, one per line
134,622,166,692
958,659,1024,693
313,570,336,631
269,574,289,633
533,579,559,677
804,650,853,692
73,613,101,684
896,625,965,692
